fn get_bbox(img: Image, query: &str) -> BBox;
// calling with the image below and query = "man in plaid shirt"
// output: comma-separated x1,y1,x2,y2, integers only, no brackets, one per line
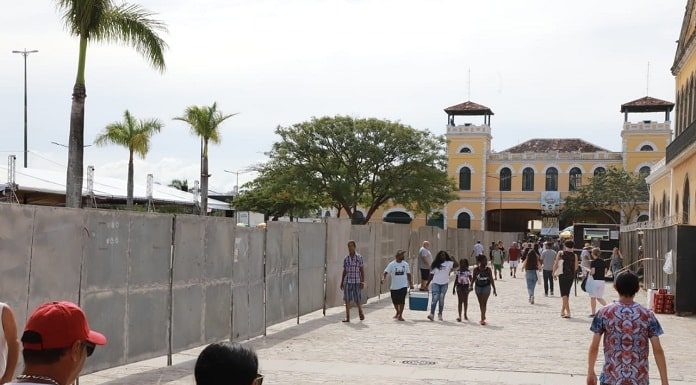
341,240,365,322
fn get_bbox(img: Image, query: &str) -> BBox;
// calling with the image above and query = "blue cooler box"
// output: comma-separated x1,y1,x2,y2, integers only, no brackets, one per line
409,291,429,311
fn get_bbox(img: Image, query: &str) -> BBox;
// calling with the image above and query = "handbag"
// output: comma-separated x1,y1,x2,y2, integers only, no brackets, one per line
553,259,564,276
581,274,588,292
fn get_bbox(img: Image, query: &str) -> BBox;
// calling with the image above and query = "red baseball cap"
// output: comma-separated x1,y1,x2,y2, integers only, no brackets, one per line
22,301,107,350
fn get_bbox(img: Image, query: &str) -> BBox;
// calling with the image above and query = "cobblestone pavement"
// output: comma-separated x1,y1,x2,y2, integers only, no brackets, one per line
82,271,696,385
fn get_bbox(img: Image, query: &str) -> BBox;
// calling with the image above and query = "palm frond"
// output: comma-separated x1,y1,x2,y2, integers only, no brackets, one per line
92,3,168,72
56,0,113,36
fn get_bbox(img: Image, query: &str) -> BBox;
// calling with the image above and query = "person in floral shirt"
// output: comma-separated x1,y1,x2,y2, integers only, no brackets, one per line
587,271,669,385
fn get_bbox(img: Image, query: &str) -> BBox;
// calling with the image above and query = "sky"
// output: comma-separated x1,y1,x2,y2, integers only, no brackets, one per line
0,0,687,193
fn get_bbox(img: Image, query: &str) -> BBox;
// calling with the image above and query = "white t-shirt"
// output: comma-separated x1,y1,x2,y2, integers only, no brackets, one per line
418,247,432,269
473,243,484,256
430,261,454,285
384,260,410,290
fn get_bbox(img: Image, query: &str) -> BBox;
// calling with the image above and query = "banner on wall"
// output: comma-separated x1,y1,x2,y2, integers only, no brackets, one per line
540,191,561,216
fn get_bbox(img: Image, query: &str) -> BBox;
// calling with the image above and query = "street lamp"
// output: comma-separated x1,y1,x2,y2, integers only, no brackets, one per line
224,168,255,224
12,49,39,168
51,141,92,148
488,174,517,233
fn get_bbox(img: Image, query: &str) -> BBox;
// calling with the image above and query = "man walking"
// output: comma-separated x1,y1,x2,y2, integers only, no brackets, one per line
8,301,106,385
587,272,668,385
540,241,556,296
491,241,505,280
418,241,432,291
471,240,484,259
381,250,413,321
340,240,365,322
508,242,520,278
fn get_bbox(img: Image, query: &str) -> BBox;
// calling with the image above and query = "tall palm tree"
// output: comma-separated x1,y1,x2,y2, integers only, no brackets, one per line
174,103,237,215
168,179,189,192
95,110,163,209
58,0,168,208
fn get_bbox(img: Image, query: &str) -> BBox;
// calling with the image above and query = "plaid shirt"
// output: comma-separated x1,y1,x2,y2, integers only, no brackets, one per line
343,253,364,284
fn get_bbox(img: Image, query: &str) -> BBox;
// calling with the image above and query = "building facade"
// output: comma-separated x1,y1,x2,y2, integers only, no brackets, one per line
645,0,696,226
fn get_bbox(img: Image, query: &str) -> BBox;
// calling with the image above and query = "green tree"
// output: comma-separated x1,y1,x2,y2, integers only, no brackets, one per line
234,163,328,222
58,0,168,208
174,103,237,215
561,167,649,225
94,110,163,209
168,179,189,192
267,116,456,223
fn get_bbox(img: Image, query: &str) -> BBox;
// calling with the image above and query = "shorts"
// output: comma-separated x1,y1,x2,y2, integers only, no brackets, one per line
509,260,519,268
559,275,573,297
474,284,491,296
420,268,430,281
456,284,471,296
390,287,407,305
343,283,362,304
493,263,503,271
588,277,606,298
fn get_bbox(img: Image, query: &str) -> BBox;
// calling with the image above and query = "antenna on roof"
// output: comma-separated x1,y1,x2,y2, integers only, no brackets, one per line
646,61,650,96
467,68,471,101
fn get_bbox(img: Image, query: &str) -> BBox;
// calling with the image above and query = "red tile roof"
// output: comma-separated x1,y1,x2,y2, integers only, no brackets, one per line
444,101,494,115
620,96,675,113
500,139,610,153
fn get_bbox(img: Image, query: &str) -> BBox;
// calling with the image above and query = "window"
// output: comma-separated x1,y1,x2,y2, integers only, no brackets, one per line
569,167,582,191
426,212,444,229
684,178,691,224
522,168,534,191
352,210,366,225
593,167,606,176
676,194,679,218
639,166,651,177
637,215,649,222
640,145,654,151
459,167,471,191
662,193,667,218
459,147,472,153
457,212,471,229
545,167,558,191
499,168,512,191
384,211,412,224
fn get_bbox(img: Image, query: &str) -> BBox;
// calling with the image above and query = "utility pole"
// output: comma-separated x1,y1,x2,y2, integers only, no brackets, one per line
12,49,39,168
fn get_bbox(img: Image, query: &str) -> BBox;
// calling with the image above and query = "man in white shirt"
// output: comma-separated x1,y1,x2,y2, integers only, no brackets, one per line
471,240,484,258
418,241,432,291
381,250,413,321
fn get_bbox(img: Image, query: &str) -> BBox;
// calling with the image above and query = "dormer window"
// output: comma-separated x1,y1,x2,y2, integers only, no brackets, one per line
640,144,654,151
460,147,472,153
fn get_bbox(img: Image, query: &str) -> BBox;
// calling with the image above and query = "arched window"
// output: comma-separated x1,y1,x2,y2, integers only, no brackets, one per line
457,212,471,229
545,167,558,191
426,212,444,229
459,147,472,153
352,210,366,225
499,168,512,191
684,178,691,224
593,167,606,176
637,214,649,222
639,166,651,177
384,211,412,224
640,144,655,151
662,193,667,218
522,168,534,191
569,167,582,191
459,167,471,191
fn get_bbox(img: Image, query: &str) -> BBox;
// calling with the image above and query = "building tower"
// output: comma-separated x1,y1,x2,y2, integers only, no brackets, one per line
444,101,493,230
620,96,674,177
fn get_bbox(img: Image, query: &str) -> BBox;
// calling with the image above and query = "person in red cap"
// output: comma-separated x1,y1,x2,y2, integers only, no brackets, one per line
0,302,19,385
8,301,106,385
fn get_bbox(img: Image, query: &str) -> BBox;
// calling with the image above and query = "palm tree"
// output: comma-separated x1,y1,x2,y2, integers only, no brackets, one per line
95,110,163,209
58,0,168,208
168,179,189,192
174,103,237,215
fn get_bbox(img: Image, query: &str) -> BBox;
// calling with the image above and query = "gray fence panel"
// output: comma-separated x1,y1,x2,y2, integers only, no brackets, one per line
0,204,34,326
298,223,327,315
264,222,299,325
281,223,299,320
81,210,131,373
126,214,172,363
202,218,235,343
248,228,266,338
325,219,352,307
232,228,251,341
28,206,84,311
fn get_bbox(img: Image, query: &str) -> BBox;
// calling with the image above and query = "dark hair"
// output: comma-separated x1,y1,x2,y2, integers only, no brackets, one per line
347,240,356,248
431,250,449,270
614,271,640,297
23,348,69,365
459,258,469,270
476,254,487,266
532,243,540,254
564,240,575,249
195,342,259,385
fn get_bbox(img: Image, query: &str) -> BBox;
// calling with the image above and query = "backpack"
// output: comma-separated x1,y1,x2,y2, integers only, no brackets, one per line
456,270,470,285
475,269,490,287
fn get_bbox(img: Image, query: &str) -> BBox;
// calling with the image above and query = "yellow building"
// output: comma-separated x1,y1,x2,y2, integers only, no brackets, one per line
373,97,672,233
645,1,696,227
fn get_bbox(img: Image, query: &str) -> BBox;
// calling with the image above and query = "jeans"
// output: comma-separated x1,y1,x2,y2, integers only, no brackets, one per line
430,283,448,314
526,270,538,297
542,269,554,294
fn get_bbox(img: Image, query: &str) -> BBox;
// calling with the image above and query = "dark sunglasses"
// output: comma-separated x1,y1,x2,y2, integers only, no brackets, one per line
83,341,96,357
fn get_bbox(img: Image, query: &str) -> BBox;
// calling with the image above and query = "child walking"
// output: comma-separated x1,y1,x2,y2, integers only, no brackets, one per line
452,258,473,322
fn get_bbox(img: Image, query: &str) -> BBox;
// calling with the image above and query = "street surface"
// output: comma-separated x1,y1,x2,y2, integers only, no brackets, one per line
82,270,696,385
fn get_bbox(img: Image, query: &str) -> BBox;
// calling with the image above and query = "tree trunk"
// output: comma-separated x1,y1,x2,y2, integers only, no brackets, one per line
65,36,88,208
127,149,134,209
200,139,209,216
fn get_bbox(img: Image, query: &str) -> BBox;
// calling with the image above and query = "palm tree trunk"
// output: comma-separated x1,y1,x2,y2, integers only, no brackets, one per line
201,139,209,216
127,149,134,209
65,36,88,208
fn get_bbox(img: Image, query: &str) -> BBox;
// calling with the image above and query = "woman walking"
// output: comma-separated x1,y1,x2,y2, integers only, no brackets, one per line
452,258,473,322
381,250,413,321
553,240,578,318
587,247,608,316
426,251,457,321
521,243,541,304
610,247,623,277
473,254,497,325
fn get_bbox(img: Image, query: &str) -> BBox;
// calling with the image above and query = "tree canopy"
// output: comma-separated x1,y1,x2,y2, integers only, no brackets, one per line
251,116,456,223
561,167,649,225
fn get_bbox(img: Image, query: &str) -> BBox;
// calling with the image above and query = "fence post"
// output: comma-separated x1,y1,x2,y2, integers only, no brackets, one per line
167,215,176,366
